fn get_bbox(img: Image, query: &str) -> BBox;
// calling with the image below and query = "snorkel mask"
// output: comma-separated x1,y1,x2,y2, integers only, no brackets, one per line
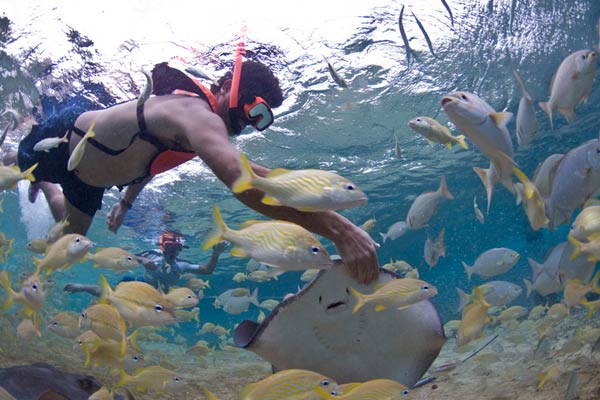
228,26,274,134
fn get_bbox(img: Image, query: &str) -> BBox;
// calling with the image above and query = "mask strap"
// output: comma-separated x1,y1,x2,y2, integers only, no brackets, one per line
229,24,247,110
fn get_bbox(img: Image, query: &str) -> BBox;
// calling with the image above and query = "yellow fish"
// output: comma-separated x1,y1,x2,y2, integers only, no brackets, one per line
175,307,200,325
349,278,437,313
232,152,367,212
183,278,210,291
33,130,69,152
67,121,96,171
456,287,490,347
569,205,600,242
117,365,186,393
79,303,127,357
562,271,600,310
513,167,548,231
537,364,561,390
240,369,336,400
568,235,600,262
99,275,176,327
83,339,144,371
85,247,139,271
26,239,49,254
0,162,37,190
47,311,80,339
33,233,93,275
17,318,41,341
581,297,600,318
185,340,214,357
408,116,468,150
163,287,198,308
203,205,332,271
46,218,70,243
0,270,45,315
88,387,114,400
318,378,410,399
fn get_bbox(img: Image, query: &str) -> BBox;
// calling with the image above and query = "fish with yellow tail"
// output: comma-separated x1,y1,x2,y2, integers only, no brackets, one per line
456,286,491,348
203,204,333,271
539,49,597,128
67,121,96,171
85,247,139,271
537,364,561,390
82,338,145,370
569,205,600,242
79,303,127,357
0,270,45,315
33,233,92,275
349,277,437,314
117,365,186,393
513,167,548,231
47,311,80,339
239,369,336,400
0,162,37,191
442,91,515,213
99,275,176,327
232,152,367,212
33,130,69,152
317,378,411,399
568,235,600,262
561,271,600,310
408,116,468,150
163,287,198,308
88,387,114,400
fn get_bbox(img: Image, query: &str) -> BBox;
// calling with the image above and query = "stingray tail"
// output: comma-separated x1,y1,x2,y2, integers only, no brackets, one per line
348,286,368,314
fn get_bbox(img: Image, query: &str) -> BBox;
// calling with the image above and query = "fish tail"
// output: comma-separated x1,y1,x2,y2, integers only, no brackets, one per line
202,205,228,250
22,162,38,182
473,166,494,214
581,298,599,318
438,175,454,200
82,342,92,367
348,286,367,314
116,370,129,387
250,287,260,307
32,257,43,276
445,142,452,150
538,102,553,129
523,279,533,299
456,135,468,149
461,261,473,282
231,153,256,193
591,270,600,294
456,287,471,312
98,274,112,304
0,270,15,310
128,328,142,353
379,232,388,244
567,235,582,261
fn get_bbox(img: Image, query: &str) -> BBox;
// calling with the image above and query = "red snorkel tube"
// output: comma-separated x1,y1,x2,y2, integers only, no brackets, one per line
229,24,247,110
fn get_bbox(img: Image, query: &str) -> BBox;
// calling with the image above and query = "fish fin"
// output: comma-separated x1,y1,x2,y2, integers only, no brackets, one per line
374,305,386,311
128,328,142,353
567,235,582,260
445,142,452,149
456,135,468,149
473,166,494,214
489,112,512,128
538,102,553,129
379,232,387,244
348,286,366,314
230,247,248,258
21,162,38,182
250,287,260,307
438,175,454,200
203,388,221,400
558,107,576,123
98,274,112,304
523,278,533,299
231,153,257,193
202,205,227,250
461,261,473,282
456,287,471,312
261,195,282,207
116,370,129,387
266,168,291,178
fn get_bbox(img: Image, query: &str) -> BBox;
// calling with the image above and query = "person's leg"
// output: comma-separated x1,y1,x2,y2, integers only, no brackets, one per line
29,182,65,221
63,200,93,235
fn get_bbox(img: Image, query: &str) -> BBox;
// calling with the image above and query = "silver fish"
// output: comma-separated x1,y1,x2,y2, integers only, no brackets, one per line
324,57,348,88
564,371,577,400
545,138,600,229
462,247,520,281
379,220,409,244
411,10,435,56
398,5,413,67
473,196,485,224
406,175,453,229
513,69,537,146
533,153,564,199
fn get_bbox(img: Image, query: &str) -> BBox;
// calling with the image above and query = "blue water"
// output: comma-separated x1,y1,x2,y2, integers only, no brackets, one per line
1,0,600,398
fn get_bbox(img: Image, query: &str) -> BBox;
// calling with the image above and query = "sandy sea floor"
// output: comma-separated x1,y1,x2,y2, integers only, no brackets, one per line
0,305,598,400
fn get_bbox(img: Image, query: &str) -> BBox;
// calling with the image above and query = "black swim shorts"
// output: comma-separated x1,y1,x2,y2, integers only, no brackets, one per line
17,96,105,217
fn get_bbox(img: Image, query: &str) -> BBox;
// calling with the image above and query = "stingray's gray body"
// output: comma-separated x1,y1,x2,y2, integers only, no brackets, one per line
234,264,446,387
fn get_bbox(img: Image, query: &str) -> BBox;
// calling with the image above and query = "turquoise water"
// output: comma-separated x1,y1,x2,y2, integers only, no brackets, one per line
1,0,600,399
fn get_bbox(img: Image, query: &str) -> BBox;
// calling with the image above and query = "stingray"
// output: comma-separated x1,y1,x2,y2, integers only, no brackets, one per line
0,363,131,400
234,262,447,388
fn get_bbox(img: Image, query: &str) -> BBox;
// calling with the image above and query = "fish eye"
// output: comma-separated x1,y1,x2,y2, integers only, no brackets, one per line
187,295,193,299
320,379,331,387
52,321,58,326
80,312,87,319
422,285,429,291
127,256,133,261
75,237,81,243
344,184,355,191
402,389,410,396
154,304,164,312
310,246,321,254
330,390,339,395
416,118,421,122
582,54,587,59
132,355,139,362
174,377,181,383
32,283,38,291
461,94,468,100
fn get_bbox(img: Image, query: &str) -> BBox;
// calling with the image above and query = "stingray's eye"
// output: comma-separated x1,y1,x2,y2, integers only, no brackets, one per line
311,246,321,254
320,379,331,387
154,304,164,312
402,389,410,396
344,184,355,191
422,285,429,291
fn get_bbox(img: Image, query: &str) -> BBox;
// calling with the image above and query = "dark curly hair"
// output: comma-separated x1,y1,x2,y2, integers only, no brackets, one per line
211,60,283,108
